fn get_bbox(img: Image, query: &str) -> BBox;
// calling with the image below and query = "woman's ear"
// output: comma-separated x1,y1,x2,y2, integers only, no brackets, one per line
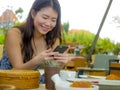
31,9,36,19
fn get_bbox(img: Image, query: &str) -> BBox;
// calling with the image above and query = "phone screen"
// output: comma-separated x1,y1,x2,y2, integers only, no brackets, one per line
53,45,68,53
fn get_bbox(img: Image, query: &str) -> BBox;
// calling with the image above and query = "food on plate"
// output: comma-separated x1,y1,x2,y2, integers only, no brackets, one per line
70,81,93,88
0,69,40,89
106,74,120,80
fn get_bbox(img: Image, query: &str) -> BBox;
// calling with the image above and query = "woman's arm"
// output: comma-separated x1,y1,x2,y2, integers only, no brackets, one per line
5,28,38,69
5,28,55,70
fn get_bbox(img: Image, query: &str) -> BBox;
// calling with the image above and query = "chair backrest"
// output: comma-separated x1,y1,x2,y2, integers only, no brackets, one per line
93,54,117,74
74,56,88,69
109,59,120,75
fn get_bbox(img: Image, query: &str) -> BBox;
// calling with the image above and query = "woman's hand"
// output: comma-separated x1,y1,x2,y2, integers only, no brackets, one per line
53,53,75,64
34,48,59,64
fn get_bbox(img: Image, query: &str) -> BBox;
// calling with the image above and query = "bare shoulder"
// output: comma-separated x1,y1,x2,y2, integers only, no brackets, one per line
5,27,22,44
6,27,21,35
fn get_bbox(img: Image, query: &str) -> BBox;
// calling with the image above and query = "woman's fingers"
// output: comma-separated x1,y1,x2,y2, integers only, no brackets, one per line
45,48,52,53
53,53,76,64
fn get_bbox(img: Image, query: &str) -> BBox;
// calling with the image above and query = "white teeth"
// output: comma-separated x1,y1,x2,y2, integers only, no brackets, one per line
42,25,48,29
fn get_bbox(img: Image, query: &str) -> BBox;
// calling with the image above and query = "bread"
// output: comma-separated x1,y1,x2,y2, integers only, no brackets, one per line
70,81,93,88
0,69,40,89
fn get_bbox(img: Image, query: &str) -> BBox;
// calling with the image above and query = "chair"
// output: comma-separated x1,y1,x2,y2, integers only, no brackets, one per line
74,56,88,69
109,59,120,75
93,54,117,75
65,56,87,71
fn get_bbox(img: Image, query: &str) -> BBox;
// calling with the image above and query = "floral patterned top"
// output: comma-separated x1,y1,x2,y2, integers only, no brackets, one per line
0,47,12,69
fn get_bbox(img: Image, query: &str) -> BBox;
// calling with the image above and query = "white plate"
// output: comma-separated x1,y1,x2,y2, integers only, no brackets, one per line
78,75,106,80
67,78,120,86
99,80,120,86
88,75,106,80
67,78,99,83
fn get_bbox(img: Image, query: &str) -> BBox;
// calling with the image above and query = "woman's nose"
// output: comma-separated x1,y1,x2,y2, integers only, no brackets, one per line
45,20,52,26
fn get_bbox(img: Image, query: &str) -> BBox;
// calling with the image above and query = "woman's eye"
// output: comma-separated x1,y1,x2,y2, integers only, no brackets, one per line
43,16,48,19
52,19,57,22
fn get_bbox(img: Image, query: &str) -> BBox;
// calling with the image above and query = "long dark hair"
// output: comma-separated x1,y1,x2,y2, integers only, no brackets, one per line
16,0,62,62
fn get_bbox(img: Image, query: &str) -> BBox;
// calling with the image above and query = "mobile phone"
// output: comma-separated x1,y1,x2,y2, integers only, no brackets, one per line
53,45,69,53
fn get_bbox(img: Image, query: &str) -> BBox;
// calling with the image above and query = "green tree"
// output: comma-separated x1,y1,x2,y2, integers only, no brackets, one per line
113,43,120,55
62,22,69,44
15,7,24,21
62,21,69,33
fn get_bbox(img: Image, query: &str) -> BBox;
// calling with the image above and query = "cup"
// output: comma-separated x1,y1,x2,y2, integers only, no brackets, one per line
59,70,76,80
44,66,60,90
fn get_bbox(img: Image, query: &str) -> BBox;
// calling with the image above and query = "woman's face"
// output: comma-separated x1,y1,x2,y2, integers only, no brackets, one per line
32,7,58,35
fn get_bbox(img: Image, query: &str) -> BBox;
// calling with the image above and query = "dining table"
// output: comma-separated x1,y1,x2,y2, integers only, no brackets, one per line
28,69,120,90
18,83,120,90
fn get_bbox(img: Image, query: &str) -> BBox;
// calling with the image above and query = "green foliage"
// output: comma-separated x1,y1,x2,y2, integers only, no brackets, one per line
62,30,118,55
15,7,24,20
15,7,23,14
96,38,115,53
0,34,5,44
0,21,23,45
113,43,120,55
62,22,69,33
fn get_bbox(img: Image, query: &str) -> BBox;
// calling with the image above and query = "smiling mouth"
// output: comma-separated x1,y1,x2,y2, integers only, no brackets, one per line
41,26,50,32
40,24,47,30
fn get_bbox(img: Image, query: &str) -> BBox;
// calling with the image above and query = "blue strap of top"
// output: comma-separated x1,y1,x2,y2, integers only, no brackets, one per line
0,47,12,69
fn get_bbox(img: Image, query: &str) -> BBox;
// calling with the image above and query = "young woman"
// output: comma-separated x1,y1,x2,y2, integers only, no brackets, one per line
0,0,74,70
